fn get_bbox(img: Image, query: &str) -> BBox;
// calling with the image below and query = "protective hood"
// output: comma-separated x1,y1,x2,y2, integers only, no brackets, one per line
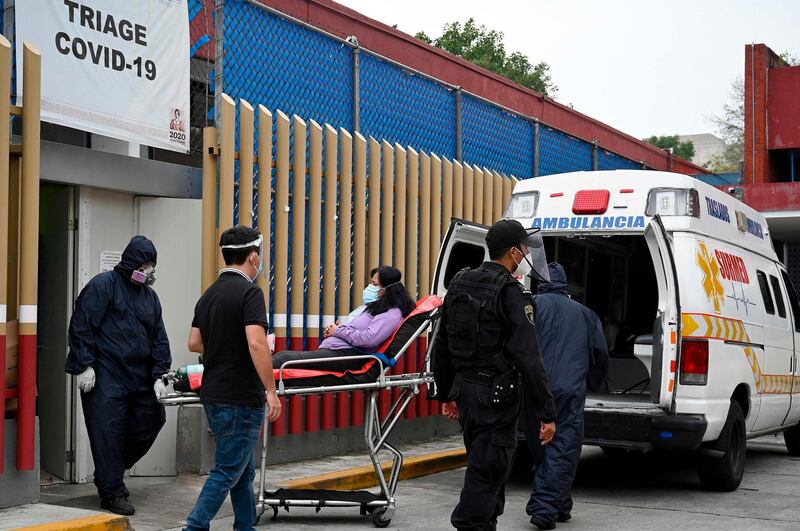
114,236,157,276
537,262,568,296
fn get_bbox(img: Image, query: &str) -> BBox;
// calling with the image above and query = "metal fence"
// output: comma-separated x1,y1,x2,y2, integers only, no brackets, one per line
216,0,645,180
204,97,517,435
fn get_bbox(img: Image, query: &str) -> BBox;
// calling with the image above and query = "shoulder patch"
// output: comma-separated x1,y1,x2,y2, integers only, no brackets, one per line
524,304,536,325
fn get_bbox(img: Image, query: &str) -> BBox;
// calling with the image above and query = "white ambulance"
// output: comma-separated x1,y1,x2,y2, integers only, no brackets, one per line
433,170,800,491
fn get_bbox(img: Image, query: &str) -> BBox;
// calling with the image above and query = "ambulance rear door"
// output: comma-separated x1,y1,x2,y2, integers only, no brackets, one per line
645,215,681,411
431,219,490,297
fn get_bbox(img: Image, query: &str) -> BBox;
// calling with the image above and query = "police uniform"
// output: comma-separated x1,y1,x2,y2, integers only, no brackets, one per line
434,221,556,531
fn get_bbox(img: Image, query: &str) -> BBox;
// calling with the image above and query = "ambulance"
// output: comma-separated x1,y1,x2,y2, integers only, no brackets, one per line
432,170,800,491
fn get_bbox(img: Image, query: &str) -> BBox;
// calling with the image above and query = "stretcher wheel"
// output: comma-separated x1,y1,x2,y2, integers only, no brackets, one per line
371,507,392,528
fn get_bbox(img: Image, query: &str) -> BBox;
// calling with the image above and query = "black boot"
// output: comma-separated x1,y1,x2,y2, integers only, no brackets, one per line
530,515,556,530
101,496,135,516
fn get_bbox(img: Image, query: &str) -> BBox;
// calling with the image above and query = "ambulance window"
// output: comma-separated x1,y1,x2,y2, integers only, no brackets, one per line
780,270,800,332
770,275,787,318
757,271,775,315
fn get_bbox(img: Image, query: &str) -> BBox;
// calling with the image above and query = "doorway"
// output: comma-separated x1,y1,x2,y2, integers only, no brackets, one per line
37,183,76,484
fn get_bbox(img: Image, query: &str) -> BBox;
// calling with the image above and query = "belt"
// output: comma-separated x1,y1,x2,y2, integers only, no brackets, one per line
458,367,500,386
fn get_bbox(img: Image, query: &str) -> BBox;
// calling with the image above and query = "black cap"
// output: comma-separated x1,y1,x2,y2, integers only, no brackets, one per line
485,219,529,255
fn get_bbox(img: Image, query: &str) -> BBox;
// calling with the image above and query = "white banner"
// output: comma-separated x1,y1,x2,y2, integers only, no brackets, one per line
16,0,190,153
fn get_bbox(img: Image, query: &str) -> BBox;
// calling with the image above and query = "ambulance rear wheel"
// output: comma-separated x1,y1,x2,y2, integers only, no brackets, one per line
697,400,745,491
784,423,800,456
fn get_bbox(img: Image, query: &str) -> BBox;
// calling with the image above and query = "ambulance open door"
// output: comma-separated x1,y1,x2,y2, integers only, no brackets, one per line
644,216,681,412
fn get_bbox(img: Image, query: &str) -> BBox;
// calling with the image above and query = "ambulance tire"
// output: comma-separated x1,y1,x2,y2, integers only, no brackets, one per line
697,400,745,491
784,423,800,456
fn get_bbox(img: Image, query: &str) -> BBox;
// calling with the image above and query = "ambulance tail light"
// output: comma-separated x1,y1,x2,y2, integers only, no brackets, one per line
645,188,700,218
504,191,539,219
680,339,708,385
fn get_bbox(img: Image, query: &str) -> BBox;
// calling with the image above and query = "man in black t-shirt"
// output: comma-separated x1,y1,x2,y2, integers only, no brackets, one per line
184,226,282,531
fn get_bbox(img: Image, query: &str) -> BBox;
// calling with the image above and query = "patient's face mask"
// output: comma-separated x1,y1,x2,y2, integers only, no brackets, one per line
363,284,380,304
131,264,156,286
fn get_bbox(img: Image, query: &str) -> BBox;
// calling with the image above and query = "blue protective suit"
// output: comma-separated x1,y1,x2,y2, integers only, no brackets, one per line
523,262,608,526
65,236,171,501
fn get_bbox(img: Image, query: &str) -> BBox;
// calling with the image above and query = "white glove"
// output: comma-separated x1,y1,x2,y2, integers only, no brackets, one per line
154,379,168,399
77,367,96,393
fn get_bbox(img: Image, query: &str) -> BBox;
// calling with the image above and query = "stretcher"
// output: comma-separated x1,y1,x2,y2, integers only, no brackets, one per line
159,295,442,528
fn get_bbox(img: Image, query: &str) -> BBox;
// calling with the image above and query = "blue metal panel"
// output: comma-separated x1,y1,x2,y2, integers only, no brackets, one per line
462,94,533,177
597,148,642,171
359,52,456,159
538,126,593,175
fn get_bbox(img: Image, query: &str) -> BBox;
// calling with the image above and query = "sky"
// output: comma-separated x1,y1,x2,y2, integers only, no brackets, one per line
335,0,799,140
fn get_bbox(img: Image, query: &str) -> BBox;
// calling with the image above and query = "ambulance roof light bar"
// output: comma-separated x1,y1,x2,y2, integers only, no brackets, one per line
645,188,700,218
572,189,610,215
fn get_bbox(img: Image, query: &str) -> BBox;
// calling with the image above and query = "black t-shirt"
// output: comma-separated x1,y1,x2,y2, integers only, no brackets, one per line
192,270,269,406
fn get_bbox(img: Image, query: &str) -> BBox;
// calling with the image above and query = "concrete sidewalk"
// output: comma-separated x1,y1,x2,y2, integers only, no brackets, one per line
2,435,464,531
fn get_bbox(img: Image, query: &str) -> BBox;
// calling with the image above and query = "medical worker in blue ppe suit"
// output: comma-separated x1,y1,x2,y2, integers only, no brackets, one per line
524,262,608,530
65,236,172,516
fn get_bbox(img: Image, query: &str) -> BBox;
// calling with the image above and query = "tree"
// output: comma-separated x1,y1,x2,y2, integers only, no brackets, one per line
708,77,744,173
707,51,797,173
644,135,695,161
415,19,557,96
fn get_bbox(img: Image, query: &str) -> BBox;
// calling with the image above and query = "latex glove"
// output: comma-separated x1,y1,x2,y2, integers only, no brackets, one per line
76,367,96,393
154,379,169,399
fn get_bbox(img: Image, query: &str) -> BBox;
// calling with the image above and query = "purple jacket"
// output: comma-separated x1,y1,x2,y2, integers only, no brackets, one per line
320,308,404,352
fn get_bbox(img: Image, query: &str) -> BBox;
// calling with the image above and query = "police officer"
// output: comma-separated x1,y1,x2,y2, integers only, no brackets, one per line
434,219,557,531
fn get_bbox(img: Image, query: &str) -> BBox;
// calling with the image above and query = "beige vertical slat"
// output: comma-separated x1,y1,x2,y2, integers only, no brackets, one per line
381,140,394,265
322,125,339,327
307,120,323,343
338,129,354,319
218,94,236,270
492,171,503,222
502,173,513,217
256,106,273,303
483,167,494,224
393,144,407,279
290,115,307,343
406,148,419,300
452,160,463,222
473,167,484,224
238,99,255,228
442,158,453,236
274,111,291,341
352,133,368,301
367,138,381,272
430,154,442,283
201,127,217,291
463,164,474,222
419,152,431,297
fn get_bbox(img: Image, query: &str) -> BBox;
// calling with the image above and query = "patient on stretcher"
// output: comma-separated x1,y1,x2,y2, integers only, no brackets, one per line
272,266,415,372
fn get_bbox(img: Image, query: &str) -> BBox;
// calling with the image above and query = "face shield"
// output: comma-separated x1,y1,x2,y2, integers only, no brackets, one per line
221,235,266,279
516,228,550,282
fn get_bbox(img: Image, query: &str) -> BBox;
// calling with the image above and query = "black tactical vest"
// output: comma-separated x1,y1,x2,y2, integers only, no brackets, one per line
444,265,515,370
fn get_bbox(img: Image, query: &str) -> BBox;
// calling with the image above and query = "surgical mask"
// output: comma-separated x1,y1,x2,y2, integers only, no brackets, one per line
512,247,532,278
221,235,265,282
131,265,156,286
363,284,380,304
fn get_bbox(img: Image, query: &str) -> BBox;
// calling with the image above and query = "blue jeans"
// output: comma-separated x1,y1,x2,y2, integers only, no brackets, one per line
185,403,265,531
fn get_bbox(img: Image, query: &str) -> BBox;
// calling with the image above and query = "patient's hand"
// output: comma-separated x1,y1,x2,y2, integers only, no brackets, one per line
323,323,339,338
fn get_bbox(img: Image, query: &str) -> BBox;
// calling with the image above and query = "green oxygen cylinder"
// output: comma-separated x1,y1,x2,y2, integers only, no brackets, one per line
173,364,204,391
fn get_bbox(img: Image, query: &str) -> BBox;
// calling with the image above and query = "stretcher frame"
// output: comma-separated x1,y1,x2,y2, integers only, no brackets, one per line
160,309,438,528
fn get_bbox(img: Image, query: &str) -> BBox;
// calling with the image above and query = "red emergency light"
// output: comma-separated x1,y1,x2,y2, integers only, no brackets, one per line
572,189,610,214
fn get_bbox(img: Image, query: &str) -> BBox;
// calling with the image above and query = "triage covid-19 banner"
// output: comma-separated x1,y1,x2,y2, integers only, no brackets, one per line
16,0,190,153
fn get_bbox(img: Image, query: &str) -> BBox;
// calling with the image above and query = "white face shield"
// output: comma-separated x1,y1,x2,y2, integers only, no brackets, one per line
221,235,265,278
517,229,550,282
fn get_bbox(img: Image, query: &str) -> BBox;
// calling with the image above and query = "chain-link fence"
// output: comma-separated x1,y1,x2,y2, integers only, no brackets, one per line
217,0,645,178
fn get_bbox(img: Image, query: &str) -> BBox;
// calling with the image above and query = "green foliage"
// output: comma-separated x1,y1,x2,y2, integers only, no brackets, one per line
709,77,744,173
644,135,696,161
414,19,557,96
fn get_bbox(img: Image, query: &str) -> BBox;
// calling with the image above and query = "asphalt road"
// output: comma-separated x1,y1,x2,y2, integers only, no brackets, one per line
245,435,800,530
